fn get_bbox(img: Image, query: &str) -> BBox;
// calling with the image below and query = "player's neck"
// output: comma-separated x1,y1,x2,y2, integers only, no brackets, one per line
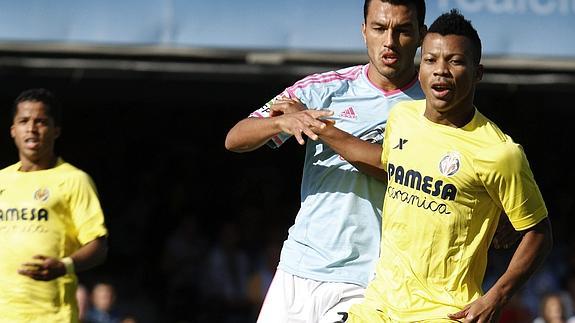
425,103,475,128
369,66,417,92
19,154,58,172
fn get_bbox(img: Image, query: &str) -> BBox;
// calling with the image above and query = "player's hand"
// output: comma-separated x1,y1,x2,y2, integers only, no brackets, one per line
270,96,307,116
18,255,67,281
309,118,337,136
271,98,334,145
492,213,521,249
447,293,502,322
275,110,334,145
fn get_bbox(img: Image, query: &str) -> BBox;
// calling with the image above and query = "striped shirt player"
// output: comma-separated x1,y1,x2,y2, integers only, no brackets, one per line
348,100,549,322
0,159,108,323
250,64,424,323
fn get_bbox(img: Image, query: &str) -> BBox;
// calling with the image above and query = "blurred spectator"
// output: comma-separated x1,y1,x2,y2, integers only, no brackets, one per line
85,282,123,323
533,292,575,323
77,283,90,323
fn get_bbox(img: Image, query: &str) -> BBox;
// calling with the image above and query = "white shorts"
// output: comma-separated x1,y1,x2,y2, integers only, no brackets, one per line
256,268,365,323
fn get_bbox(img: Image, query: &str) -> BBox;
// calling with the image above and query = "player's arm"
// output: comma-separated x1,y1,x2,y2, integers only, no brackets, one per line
448,217,553,322
68,235,108,272
225,108,333,153
18,236,108,281
274,98,387,181
315,123,387,181
491,213,522,249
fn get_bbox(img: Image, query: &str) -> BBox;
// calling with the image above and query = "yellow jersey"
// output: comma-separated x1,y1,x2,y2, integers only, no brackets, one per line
0,158,108,322
350,100,548,322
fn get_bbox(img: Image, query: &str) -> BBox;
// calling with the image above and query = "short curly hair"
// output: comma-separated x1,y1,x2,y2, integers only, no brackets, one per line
427,8,482,65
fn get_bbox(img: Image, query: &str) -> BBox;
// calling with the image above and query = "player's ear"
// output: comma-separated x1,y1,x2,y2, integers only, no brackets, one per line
418,25,427,47
418,66,421,82
361,23,367,45
475,64,484,82
10,125,15,138
54,126,61,139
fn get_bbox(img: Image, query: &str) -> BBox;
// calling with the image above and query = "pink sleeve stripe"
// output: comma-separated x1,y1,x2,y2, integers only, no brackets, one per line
250,111,265,118
286,65,363,96
293,65,362,88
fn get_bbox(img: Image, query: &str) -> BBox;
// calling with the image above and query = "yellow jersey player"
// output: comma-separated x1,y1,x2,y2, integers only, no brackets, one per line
0,88,108,323
312,9,552,323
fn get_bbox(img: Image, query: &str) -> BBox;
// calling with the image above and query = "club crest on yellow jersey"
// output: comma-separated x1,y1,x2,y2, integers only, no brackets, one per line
33,188,50,202
439,152,461,177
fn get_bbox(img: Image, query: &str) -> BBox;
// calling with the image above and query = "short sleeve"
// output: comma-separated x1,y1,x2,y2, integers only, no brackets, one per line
66,172,108,244
249,89,299,149
475,141,548,230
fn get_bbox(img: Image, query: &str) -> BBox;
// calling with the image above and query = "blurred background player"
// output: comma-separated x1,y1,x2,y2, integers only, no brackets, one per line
0,88,108,323
225,1,427,322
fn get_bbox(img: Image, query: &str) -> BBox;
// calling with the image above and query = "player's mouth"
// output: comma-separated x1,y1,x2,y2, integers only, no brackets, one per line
430,82,453,99
381,52,399,66
24,137,40,149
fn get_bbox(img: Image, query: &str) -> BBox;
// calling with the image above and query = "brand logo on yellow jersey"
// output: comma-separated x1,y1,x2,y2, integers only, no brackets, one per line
393,138,408,150
0,208,49,221
388,163,457,201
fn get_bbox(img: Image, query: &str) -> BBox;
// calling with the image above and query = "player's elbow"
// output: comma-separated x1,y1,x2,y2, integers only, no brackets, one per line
530,217,554,260
225,131,261,153
224,136,235,151
94,237,109,266
225,133,246,152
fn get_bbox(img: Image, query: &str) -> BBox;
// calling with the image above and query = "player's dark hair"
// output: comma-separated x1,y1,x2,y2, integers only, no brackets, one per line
12,88,63,126
364,0,426,28
427,8,482,65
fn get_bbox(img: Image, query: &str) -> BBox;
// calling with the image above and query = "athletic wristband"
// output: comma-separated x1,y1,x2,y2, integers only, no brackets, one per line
61,257,75,274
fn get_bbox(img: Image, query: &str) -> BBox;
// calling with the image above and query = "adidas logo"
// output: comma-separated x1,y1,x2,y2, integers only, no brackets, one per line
339,106,357,119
